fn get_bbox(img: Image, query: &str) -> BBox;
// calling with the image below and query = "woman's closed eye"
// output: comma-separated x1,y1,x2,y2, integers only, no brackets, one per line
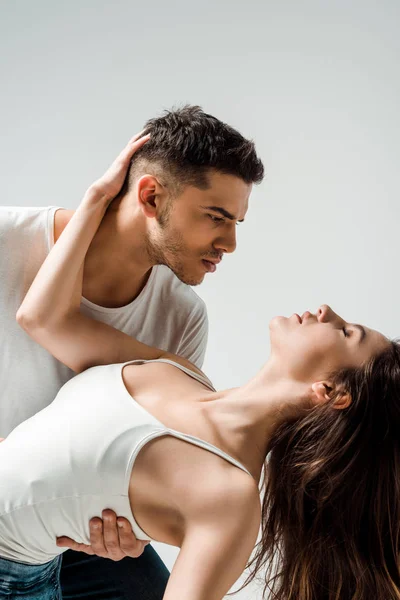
342,327,350,338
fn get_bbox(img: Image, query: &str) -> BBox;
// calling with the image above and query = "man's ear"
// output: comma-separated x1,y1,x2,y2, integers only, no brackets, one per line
137,175,165,218
311,381,351,410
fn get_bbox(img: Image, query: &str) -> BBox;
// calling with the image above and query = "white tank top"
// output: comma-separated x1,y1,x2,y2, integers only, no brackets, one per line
0,358,252,565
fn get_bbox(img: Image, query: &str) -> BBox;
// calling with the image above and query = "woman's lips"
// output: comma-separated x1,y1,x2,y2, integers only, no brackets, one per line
301,311,312,322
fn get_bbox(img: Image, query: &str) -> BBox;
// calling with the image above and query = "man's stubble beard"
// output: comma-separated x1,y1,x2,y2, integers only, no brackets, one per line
145,210,203,287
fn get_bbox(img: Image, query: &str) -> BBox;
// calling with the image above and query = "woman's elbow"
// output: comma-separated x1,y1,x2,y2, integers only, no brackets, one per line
16,307,40,333
16,306,57,339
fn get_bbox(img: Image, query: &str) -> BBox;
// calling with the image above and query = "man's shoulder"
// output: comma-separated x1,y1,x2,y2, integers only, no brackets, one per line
152,265,207,317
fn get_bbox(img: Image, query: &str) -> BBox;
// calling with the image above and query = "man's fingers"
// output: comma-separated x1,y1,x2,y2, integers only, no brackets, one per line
56,537,95,555
88,517,109,558
101,510,125,561
56,513,148,561
117,518,149,558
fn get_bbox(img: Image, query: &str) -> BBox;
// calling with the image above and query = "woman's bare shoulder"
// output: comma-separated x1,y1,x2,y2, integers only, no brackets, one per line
185,465,261,527
122,353,212,398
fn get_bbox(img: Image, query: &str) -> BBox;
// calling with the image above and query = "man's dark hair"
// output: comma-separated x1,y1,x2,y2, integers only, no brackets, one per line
127,105,264,194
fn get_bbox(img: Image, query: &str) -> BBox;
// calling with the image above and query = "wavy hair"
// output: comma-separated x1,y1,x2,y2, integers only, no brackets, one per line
232,340,400,599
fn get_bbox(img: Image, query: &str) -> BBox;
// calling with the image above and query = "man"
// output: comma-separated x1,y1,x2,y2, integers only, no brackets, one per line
0,105,264,598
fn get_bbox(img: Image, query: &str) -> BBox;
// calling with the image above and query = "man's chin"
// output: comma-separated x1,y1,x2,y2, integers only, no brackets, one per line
178,273,204,286
170,267,205,286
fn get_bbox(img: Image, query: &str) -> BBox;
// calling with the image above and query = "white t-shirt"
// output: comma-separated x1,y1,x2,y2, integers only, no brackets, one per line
0,206,208,437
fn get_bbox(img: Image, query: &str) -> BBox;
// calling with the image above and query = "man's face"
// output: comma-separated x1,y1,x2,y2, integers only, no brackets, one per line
146,171,252,285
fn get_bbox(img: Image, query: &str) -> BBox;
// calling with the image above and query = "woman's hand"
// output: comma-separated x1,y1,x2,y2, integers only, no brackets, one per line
16,128,178,373
87,130,150,205
16,130,151,360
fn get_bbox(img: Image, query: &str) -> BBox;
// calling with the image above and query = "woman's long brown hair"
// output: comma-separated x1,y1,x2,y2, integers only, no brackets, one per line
230,340,400,599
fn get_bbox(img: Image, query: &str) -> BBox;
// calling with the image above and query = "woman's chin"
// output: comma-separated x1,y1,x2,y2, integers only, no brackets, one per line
269,315,286,329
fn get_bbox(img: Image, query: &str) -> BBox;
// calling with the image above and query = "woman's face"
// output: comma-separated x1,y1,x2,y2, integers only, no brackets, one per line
269,304,389,383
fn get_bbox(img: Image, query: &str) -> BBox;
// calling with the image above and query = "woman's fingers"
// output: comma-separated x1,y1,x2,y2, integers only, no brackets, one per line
89,132,150,203
113,133,151,170
130,129,148,144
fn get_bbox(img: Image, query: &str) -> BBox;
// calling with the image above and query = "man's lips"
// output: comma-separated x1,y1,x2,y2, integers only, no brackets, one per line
202,258,221,273
203,257,222,265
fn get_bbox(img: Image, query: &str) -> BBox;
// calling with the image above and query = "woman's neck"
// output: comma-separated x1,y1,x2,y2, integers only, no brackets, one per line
200,360,310,482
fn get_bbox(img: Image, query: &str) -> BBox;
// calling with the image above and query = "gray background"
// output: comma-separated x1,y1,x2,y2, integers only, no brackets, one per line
1,1,399,597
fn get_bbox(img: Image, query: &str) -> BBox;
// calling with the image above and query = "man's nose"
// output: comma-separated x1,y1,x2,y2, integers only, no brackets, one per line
214,227,237,254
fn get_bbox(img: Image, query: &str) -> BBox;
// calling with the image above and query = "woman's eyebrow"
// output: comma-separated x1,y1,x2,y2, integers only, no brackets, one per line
354,324,367,343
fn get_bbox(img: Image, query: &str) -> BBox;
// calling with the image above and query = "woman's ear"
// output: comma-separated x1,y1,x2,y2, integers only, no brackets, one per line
311,381,351,409
311,381,332,405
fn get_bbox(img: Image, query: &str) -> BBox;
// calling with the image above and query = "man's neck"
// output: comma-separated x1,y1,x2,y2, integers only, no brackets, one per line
54,197,155,308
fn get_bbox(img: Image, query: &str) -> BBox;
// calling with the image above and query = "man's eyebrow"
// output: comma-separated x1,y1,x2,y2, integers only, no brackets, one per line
201,205,245,223
354,324,367,343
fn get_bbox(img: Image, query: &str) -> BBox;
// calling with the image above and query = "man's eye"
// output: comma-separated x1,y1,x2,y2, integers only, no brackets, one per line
208,215,225,224
342,327,350,337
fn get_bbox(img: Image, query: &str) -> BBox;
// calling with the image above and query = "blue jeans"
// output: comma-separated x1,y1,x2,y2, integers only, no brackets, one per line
0,548,169,600
0,555,62,599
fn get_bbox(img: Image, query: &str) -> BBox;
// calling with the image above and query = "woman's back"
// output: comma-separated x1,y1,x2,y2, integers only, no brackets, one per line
0,359,253,564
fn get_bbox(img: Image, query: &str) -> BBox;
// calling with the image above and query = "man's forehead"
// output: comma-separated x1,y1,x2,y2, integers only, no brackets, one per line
203,181,251,217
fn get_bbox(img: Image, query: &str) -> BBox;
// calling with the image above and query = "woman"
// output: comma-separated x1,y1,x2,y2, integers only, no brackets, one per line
0,134,399,600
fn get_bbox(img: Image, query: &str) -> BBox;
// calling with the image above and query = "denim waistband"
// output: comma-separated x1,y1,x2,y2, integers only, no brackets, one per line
0,554,61,586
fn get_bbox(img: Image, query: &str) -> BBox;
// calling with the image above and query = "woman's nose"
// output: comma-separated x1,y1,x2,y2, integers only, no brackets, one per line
317,304,332,322
317,304,344,325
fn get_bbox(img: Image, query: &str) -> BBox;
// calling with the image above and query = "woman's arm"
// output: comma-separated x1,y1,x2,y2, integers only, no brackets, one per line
16,133,201,375
163,480,261,600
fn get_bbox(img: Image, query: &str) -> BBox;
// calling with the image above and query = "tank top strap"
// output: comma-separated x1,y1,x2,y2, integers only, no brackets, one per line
121,358,216,391
166,429,253,478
